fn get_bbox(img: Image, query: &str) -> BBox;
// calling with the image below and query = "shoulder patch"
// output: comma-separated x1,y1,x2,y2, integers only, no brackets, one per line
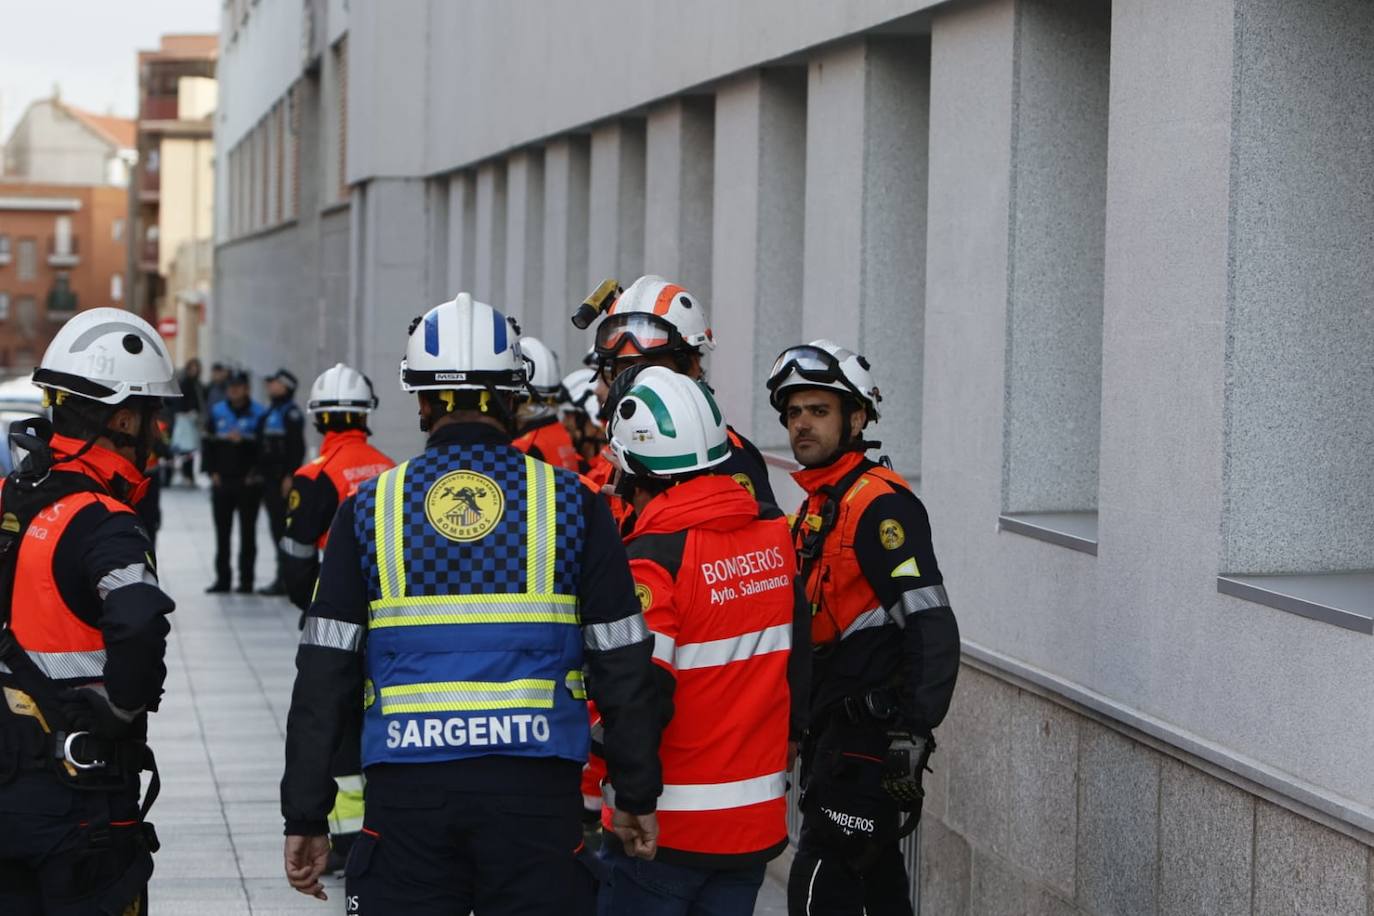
890,557,920,579
879,518,905,550
634,582,653,612
731,472,756,498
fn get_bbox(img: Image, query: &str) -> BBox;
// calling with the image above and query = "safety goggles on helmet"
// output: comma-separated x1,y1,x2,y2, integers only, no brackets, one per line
766,343,882,418
594,312,690,361
767,345,847,390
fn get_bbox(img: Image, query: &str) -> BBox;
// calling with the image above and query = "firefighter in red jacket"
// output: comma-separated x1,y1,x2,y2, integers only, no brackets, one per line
768,340,960,916
278,363,394,871
513,337,583,472
597,367,810,915
0,308,179,914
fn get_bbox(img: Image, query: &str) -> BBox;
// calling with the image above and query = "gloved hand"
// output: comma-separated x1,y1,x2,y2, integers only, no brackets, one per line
881,731,933,806
67,686,141,739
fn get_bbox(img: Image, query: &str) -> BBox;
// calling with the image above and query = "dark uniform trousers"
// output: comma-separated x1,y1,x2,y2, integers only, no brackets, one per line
260,474,289,583
346,764,595,916
0,773,153,916
211,477,262,587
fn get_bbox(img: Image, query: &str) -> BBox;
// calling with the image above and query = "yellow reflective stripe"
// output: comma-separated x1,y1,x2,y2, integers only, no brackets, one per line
328,775,366,836
524,456,557,594
374,462,409,601
379,677,556,714
565,669,586,700
368,593,579,628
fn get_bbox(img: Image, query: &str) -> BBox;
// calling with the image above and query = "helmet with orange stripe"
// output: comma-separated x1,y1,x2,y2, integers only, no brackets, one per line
592,275,713,380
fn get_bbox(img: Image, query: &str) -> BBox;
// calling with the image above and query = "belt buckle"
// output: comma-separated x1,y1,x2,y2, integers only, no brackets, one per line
62,731,107,770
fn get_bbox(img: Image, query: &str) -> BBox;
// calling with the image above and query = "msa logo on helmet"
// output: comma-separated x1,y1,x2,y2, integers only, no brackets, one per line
424,470,504,542
434,372,469,382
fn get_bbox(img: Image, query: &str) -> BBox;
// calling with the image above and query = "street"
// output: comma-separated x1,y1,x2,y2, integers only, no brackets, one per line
145,484,787,914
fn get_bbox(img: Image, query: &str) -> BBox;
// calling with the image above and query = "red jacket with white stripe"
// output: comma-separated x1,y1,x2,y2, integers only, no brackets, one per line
601,474,810,868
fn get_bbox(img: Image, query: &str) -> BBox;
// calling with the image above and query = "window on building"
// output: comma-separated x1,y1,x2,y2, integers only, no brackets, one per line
111,274,124,302
15,296,36,338
147,149,160,174
16,238,36,281
0,293,9,321
112,219,125,242
47,272,77,314
0,234,10,262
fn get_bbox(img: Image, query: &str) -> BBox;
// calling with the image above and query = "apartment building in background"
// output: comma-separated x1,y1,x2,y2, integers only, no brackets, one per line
0,183,129,371
129,33,218,368
1,94,137,187
214,1,1374,911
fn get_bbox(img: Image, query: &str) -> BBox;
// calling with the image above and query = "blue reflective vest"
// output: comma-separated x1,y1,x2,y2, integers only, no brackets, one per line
353,443,589,767
260,400,299,437
208,398,266,439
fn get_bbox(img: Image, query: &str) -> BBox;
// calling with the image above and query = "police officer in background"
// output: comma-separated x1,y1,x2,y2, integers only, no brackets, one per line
0,309,177,914
589,275,775,509
279,363,394,871
598,368,809,915
768,341,960,916
204,369,267,593
256,369,305,596
281,293,664,914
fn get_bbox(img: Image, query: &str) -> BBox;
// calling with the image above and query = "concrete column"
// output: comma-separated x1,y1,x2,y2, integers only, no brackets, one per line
645,97,715,298
354,177,430,460
802,37,930,472
474,160,508,305
504,148,545,326
710,69,807,445
425,176,450,304
446,171,477,294
542,135,593,365
588,119,646,286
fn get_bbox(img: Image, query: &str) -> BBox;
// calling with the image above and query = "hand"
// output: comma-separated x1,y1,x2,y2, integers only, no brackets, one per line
281,477,293,499
284,834,331,900
611,809,659,860
211,472,221,488
882,732,933,806
787,740,799,772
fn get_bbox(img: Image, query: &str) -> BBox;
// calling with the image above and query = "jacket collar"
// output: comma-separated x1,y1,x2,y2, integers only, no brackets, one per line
427,421,511,449
627,475,759,540
50,433,148,505
320,429,368,455
790,449,869,497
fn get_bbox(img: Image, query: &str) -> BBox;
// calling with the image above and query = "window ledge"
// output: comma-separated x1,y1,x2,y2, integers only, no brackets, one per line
1217,571,1374,634
998,511,1098,556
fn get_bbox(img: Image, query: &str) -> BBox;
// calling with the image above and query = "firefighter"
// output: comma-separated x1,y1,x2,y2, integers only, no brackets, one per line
256,369,305,596
559,368,604,473
203,369,267,593
281,293,664,915
278,363,394,871
589,275,776,507
513,336,583,472
596,367,809,915
767,340,960,916
0,308,178,914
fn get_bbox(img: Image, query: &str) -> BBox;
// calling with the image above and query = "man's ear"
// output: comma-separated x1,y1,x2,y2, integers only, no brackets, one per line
849,405,869,441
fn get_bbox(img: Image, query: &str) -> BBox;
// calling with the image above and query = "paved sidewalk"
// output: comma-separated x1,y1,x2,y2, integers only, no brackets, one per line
145,486,787,914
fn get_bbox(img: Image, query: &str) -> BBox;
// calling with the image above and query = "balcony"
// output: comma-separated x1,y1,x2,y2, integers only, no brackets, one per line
47,235,79,268
141,236,160,272
46,279,77,318
141,95,179,122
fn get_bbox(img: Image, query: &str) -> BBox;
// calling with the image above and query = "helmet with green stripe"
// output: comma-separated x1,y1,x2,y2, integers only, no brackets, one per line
608,367,730,477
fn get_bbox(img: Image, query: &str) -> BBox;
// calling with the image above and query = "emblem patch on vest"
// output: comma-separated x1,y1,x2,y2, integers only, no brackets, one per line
731,473,756,498
635,583,653,611
287,488,301,512
425,470,504,542
879,518,906,550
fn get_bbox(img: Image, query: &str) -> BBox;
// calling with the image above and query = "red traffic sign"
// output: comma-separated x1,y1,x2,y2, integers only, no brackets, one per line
157,316,178,337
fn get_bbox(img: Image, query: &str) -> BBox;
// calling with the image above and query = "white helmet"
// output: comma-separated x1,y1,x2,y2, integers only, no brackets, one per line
519,336,561,398
308,362,377,415
559,368,600,419
593,275,714,361
33,307,179,405
608,367,730,477
766,339,882,421
399,292,526,392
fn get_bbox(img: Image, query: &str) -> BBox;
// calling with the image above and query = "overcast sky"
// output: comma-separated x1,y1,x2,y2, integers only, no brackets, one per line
0,0,219,140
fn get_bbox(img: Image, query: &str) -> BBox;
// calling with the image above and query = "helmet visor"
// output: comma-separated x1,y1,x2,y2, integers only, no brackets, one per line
595,313,684,359
766,345,844,391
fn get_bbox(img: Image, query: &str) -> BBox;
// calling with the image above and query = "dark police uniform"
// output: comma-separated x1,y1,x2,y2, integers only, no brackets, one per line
281,422,662,915
204,397,267,589
785,450,960,916
257,395,305,590
0,434,173,915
